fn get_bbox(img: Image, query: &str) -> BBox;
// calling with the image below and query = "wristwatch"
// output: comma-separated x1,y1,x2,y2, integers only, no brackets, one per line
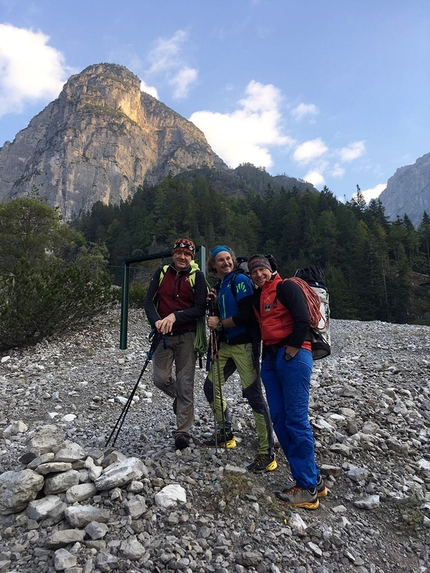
217,320,223,330
284,352,294,361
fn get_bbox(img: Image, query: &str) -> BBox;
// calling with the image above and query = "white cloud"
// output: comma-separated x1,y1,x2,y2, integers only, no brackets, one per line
291,103,319,121
293,138,328,164
239,80,281,114
339,141,366,161
331,164,345,178
361,183,386,203
303,169,325,188
0,23,71,116
146,30,197,99
147,30,188,74
169,66,198,99
140,80,159,99
189,80,294,169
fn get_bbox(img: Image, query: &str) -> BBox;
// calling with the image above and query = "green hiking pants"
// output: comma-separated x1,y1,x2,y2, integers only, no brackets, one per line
204,342,274,455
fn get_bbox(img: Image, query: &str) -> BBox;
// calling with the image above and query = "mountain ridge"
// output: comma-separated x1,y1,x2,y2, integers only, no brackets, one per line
378,152,430,227
1,62,427,225
0,63,227,220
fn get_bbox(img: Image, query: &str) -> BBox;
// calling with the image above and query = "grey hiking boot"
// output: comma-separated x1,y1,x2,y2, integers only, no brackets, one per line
246,453,277,473
275,485,319,509
317,475,328,498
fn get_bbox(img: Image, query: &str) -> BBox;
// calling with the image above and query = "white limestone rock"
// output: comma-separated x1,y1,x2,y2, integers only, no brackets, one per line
0,469,44,515
94,457,148,491
154,484,186,508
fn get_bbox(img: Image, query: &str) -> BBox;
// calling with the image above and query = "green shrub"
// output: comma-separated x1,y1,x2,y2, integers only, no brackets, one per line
129,283,147,308
0,195,116,350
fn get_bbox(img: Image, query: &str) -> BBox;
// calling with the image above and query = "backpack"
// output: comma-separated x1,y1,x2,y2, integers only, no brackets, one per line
291,265,331,360
228,257,251,299
233,254,278,286
157,261,208,359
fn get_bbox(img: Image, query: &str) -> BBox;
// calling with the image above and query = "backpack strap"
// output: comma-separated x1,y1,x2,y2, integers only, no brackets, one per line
229,270,250,301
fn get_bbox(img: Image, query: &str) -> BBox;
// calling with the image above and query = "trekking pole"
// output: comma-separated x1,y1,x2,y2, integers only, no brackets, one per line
208,295,220,451
209,328,218,451
105,329,161,448
212,330,227,450
208,294,227,451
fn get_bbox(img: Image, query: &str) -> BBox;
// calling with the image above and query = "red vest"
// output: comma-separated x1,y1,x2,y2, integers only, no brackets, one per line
157,266,196,332
256,274,311,350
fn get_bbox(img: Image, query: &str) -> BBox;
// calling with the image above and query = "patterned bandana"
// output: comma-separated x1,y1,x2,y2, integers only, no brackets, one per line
172,238,195,255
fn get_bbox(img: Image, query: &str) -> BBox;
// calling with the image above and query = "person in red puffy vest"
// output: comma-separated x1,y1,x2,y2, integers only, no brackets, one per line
248,254,328,509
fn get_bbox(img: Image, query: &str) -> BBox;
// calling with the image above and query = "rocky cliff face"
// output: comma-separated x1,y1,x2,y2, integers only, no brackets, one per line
0,64,227,220
379,152,430,227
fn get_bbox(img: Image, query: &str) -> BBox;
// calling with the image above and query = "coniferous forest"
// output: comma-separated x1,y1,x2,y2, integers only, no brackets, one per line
73,172,430,325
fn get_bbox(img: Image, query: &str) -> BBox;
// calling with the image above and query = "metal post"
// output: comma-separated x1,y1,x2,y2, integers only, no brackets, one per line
120,261,130,350
198,245,206,279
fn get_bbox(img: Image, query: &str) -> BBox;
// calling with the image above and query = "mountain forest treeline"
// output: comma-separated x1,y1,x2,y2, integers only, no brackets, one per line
73,174,430,324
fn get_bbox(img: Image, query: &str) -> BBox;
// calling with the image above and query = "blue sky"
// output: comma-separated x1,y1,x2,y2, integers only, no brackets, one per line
0,0,429,203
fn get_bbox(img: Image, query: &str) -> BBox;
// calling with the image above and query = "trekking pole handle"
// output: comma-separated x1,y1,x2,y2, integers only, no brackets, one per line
147,328,163,359
208,292,217,316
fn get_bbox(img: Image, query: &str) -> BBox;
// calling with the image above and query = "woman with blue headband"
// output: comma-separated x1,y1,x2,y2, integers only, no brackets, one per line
203,245,276,473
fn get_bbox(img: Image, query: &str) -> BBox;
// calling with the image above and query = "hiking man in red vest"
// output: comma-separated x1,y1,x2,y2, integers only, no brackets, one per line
248,254,328,509
144,238,207,450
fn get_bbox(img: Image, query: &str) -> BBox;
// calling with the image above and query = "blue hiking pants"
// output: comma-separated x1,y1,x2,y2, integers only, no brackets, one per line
261,347,319,489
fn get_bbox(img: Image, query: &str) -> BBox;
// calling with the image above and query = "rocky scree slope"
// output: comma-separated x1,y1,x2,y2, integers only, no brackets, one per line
0,310,429,573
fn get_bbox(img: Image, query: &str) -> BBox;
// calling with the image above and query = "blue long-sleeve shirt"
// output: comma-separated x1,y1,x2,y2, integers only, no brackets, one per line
216,271,254,345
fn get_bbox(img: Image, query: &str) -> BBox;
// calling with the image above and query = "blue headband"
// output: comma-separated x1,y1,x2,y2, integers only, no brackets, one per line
211,245,231,259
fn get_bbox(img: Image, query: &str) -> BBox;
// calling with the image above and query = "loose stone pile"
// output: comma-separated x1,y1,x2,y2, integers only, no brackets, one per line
0,309,429,573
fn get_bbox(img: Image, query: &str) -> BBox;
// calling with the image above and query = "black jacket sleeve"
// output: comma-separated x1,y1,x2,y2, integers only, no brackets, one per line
144,267,163,327
232,293,254,328
276,279,311,348
230,274,254,328
252,289,262,318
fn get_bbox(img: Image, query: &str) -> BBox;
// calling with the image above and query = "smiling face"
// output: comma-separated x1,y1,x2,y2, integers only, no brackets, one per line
213,251,235,277
250,266,272,288
172,249,193,271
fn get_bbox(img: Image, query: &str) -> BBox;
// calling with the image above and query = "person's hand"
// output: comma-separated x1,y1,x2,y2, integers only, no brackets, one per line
207,316,220,331
155,313,176,334
207,289,217,302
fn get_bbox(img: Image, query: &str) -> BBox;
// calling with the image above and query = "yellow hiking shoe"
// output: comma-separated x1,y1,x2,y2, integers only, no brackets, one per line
247,453,277,473
203,431,237,449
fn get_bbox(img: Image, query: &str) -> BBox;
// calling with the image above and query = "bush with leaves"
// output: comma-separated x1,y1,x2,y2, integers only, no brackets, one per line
0,195,116,350
129,283,147,308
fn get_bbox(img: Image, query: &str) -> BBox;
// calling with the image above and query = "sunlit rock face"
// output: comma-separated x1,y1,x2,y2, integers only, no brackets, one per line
0,63,226,220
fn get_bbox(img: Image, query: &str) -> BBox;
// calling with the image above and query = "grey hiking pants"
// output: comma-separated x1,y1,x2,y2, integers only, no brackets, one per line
152,331,196,438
